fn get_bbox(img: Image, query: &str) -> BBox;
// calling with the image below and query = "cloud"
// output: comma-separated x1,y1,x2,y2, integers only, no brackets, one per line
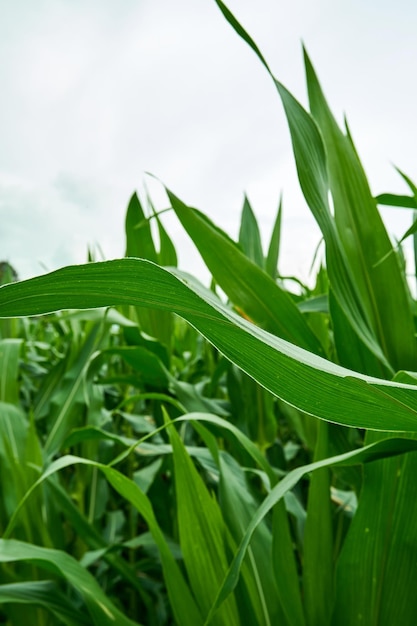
1,0,417,287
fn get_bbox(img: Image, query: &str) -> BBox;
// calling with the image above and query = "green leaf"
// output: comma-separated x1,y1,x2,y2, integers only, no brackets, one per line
204,437,417,623
265,196,282,279
213,0,398,373
106,346,168,388
5,454,203,626
271,501,305,626
304,50,417,372
0,539,140,626
168,190,325,356
332,432,417,625
0,580,90,626
125,191,173,348
0,338,22,403
0,402,47,545
302,420,333,626
218,453,284,626
125,192,158,263
2,260,417,432
238,195,264,268
376,193,417,209
167,417,240,625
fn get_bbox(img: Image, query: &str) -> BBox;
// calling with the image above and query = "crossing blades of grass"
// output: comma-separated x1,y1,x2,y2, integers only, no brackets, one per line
0,539,140,626
166,417,240,626
203,436,417,623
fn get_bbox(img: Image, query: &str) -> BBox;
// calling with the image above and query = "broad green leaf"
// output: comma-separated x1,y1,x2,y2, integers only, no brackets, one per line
168,190,325,356
2,260,417,431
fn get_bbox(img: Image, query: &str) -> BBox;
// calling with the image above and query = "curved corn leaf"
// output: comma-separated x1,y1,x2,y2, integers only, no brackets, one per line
1,259,417,431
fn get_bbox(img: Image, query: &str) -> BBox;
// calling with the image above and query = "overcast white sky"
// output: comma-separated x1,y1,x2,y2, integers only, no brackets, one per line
2,0,417,284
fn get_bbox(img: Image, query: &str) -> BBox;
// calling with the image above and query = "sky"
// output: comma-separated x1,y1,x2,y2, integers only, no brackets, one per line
2,0,417,285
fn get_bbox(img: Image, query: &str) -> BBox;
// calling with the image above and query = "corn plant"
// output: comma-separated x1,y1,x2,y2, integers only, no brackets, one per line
1,2,417,625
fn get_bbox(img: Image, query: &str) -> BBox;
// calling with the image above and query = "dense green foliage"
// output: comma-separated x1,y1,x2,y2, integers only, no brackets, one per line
2,3,417,625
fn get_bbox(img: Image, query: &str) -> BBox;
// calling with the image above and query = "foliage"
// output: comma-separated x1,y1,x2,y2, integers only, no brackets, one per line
1,3,417,625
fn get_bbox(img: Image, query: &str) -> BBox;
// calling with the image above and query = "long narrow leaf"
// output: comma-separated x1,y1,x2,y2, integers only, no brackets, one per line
2,260,417,431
